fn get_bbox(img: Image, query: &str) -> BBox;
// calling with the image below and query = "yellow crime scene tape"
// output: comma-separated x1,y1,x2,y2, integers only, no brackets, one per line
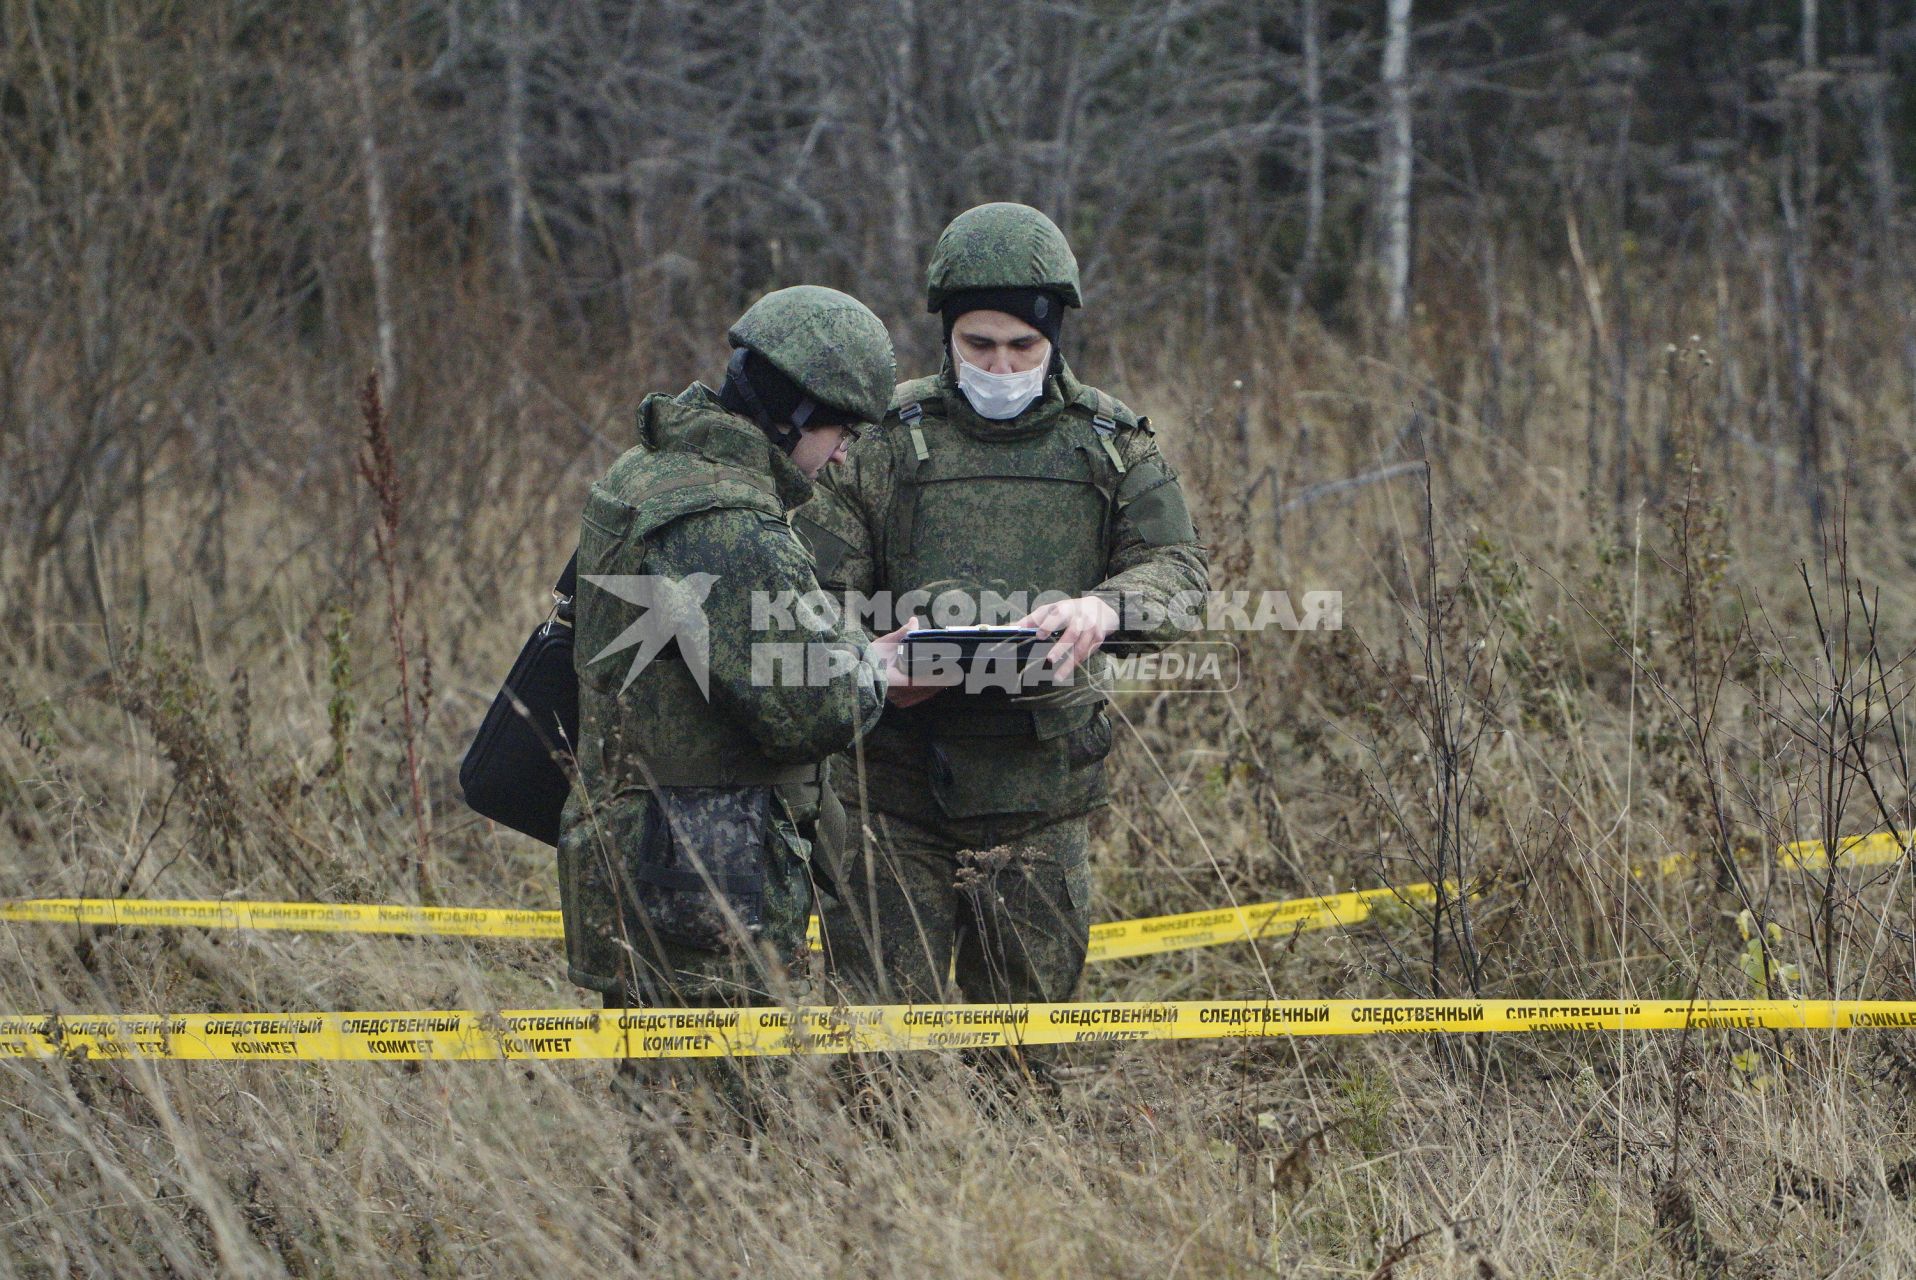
3,830,1905,962
2,999,1913,1062
1084,883,1440,961
0,897,567,939
0,886,1445,963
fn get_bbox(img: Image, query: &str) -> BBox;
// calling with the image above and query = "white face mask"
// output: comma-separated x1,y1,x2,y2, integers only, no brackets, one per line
956,351,1049,420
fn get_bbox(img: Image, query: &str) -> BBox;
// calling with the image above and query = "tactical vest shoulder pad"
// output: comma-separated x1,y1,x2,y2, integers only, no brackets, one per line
887,376,946,420
599,459,784,544
639,480,783,543
1069,384,1149,434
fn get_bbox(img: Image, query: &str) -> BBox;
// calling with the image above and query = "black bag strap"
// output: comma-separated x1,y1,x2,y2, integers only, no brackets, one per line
547,550,579,629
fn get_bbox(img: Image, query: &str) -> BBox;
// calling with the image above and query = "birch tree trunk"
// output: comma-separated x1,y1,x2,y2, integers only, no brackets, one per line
1289,0,1325,322
1380,0,1414,337
348,0,399,399
1789,0,1824,527
1869,2,1916,416
882,0,918,321
1800,0,1820,220
504,0,530,371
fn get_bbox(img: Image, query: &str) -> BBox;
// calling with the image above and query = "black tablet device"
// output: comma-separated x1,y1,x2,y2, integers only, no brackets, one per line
898,626,1052,689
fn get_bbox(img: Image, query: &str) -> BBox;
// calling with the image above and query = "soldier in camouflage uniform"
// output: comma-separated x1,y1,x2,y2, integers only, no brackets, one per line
797,204,1209,1021
558,285,915,1119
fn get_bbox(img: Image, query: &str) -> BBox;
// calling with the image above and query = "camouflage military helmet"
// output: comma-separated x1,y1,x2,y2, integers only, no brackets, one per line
727,285,896,425
925,203,1082,312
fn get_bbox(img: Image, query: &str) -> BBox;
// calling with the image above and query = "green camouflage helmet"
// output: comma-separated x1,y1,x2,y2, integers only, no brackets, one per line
925,203,1082,312
727,285,896,425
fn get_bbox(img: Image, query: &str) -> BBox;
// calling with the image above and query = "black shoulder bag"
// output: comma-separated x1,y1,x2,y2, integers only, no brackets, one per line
459,551,580,846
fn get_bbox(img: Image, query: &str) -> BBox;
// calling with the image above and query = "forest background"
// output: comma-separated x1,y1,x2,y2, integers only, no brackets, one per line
3,1,1915,1275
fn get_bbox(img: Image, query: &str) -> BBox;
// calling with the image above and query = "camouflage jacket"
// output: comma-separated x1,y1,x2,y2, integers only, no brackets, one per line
558,384,887,992
794,359,1208,825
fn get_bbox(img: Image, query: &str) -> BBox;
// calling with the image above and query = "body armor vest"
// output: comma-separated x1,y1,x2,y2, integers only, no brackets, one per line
887,399,1117,606
859,373,1134,820
572,395,819,798
881,373,1132,609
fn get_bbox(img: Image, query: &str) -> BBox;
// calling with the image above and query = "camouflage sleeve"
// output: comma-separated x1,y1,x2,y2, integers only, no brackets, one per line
648,507,888,763
1088,431,1209,649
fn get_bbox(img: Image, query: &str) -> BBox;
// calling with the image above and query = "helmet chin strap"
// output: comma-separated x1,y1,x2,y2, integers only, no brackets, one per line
725,348,817,456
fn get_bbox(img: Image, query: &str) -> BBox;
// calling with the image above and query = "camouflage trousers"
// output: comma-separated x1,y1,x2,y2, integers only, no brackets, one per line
818,806,1092,1006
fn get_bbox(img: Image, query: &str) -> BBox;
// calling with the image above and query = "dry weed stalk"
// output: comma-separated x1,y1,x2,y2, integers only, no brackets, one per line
1779,515,1916,996
110,637,245,878
356,372,434,901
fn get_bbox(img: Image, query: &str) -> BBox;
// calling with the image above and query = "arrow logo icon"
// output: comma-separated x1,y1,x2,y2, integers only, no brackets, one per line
580,573,720,698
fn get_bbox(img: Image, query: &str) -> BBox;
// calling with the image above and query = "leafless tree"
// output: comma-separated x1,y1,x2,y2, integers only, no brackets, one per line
1379,0,1414,336
348,0,400,399
1,0,1911,613
1289,0,1327,321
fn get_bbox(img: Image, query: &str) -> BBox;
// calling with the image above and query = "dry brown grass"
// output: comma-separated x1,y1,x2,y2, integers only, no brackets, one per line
2,261,1914,1277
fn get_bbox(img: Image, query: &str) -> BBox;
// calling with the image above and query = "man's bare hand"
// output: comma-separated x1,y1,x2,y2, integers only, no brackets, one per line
869,616,940,707
1014,595,1119,681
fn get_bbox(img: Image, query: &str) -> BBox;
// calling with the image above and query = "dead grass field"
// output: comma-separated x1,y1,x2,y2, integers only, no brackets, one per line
3,273,1914,1277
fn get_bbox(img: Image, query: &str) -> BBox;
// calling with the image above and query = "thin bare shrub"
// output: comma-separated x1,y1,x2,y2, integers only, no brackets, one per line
356,372,435,901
